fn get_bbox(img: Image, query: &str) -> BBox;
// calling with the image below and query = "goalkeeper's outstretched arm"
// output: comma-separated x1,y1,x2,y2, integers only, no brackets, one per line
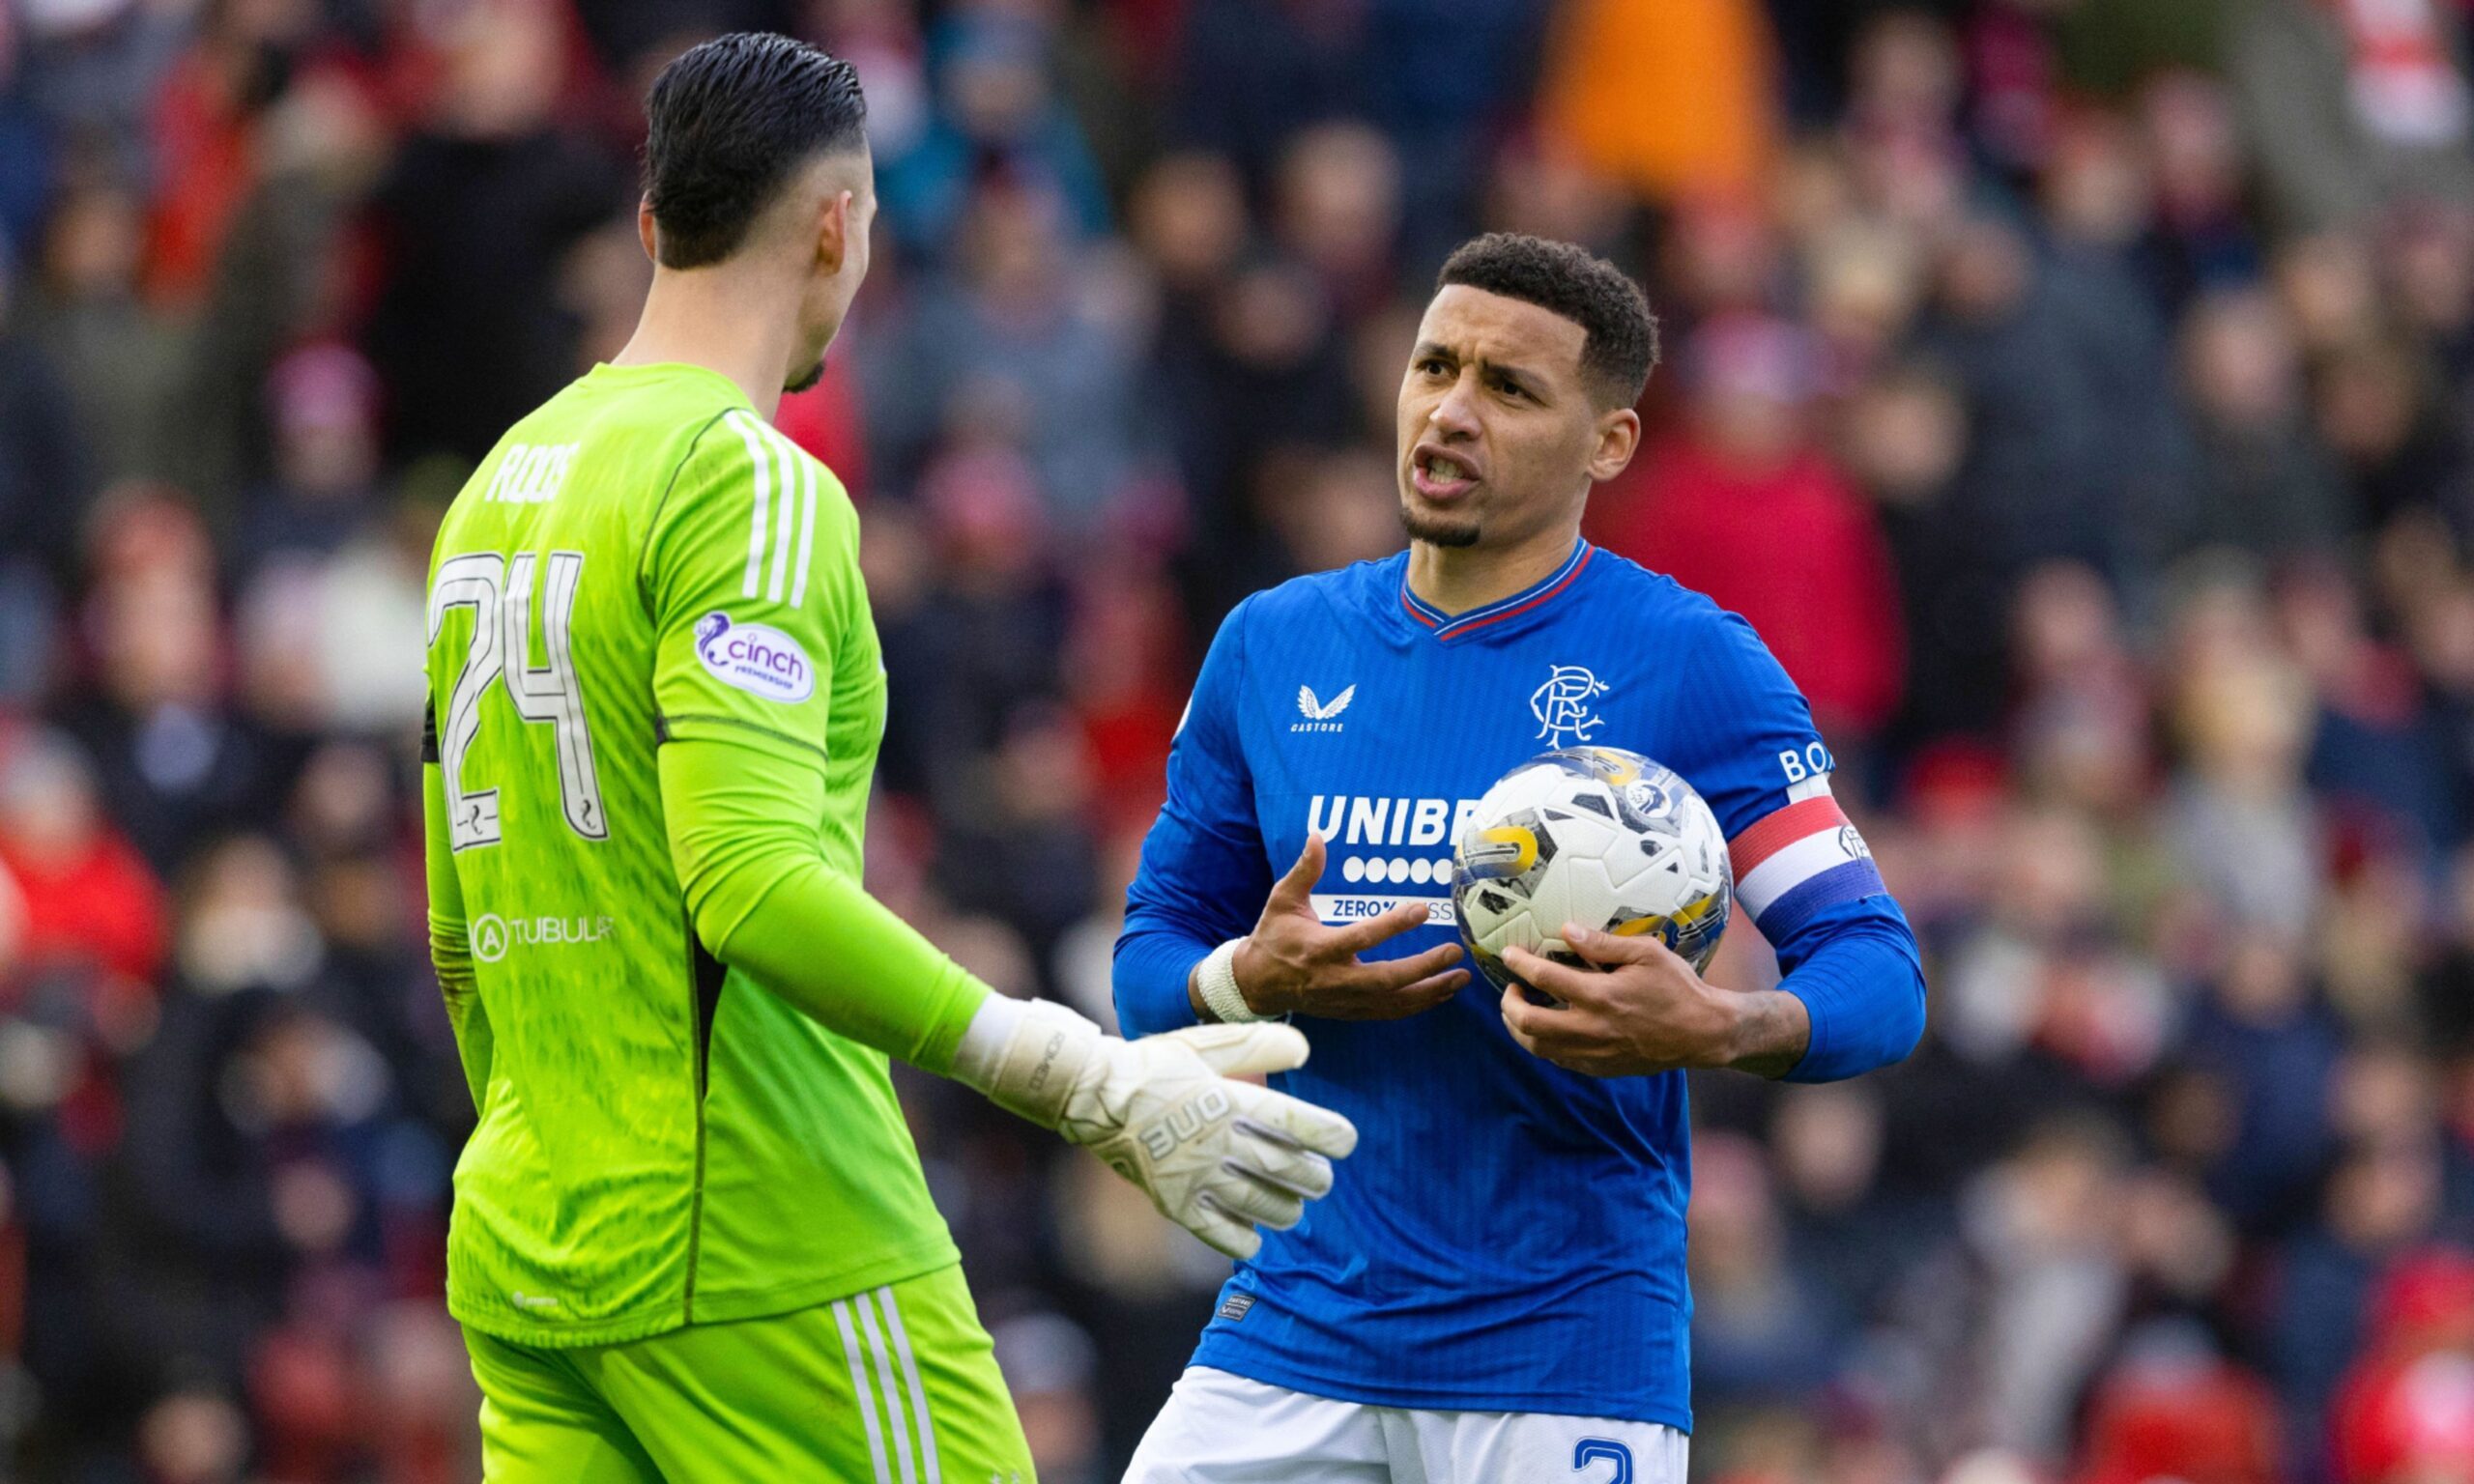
659,732,1357,1258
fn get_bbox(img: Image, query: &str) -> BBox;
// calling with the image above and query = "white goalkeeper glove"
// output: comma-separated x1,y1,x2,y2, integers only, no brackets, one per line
953,998,1357,1259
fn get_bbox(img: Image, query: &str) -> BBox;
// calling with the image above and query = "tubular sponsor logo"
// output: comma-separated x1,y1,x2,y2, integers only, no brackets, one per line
693,611,815,703
471,912,615,963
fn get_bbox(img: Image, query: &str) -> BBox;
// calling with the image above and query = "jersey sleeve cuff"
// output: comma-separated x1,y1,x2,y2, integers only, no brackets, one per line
1111,930,1212,1036
1774,975,1830,1083
1769,922,1925,1083
912,964,994,1078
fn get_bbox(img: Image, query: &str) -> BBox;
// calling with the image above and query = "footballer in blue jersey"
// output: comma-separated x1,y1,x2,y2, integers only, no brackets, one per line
1116,234,1927,1483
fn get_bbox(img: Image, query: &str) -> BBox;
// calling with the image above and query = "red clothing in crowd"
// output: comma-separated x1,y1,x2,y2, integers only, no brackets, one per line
0,829,168,988
2077,1357,2281,1484
2330,1248,2474,1484
776,356,871,497
2332,1349,2474,1484
1588,434,1905,736
145,43,270,308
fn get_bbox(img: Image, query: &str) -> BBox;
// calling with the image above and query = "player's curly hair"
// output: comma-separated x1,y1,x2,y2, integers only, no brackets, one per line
1436,234,1660,410
643,33,869,271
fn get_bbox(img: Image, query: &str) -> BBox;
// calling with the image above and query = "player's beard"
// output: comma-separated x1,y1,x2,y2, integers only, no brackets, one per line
1399,499,1482,548
784,357,826,394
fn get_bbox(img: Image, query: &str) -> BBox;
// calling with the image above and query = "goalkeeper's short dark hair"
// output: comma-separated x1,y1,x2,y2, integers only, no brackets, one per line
1436,234,1660,410
643,32,868,271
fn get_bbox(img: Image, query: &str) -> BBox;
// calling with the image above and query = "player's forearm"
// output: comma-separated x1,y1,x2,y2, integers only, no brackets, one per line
437,956,496,1113
1712,988,1811,1079
1111,920,1211,1035
421,760,471,962
707,859,989,1070
660,738,989,1073
428,907,495,1111
422,759,493,1109
1769,917,1927,1082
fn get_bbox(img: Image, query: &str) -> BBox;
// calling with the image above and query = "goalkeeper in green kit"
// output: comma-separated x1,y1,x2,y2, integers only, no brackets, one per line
420,33,1357,1481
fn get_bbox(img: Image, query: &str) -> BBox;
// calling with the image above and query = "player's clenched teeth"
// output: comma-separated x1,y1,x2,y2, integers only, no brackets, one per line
1410,445,1482,499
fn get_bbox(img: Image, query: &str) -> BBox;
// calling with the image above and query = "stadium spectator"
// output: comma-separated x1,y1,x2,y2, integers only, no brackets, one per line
359,0,620,465
2077,1333,2282,1484
1689,1130,1851,1408
2230,0,2474,234
24,181,183,488
1536,0,1778,209
2172,288,2351,563
875,7,1110,256
1591,313,1904,743
2137,71,2266,317
0,727,163,990
865,175,1144,521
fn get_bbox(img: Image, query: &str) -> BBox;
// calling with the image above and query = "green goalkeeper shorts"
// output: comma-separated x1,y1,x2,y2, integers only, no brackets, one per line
464,1263,1036,1482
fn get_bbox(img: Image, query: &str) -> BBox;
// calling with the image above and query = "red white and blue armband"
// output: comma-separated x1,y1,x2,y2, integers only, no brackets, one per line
1728,786,1886,943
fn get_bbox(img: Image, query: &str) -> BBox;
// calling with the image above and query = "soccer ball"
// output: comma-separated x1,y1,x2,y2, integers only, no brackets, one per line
1452,746,1733,998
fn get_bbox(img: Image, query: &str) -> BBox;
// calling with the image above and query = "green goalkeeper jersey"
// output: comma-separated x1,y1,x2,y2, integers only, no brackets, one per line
423,361,966,1347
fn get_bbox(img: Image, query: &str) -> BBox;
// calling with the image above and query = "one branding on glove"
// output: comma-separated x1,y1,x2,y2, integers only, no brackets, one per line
694,611,814,703
1138,1086,1231,1160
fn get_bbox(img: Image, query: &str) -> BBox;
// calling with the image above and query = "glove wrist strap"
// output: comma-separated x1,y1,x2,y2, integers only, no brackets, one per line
954,997,1100,1129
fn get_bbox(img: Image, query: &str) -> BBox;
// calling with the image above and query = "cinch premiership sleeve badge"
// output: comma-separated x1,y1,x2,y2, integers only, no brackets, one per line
693,612,816,703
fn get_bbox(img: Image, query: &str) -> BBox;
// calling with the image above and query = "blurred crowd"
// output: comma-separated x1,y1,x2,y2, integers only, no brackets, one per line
4,0,2474,1479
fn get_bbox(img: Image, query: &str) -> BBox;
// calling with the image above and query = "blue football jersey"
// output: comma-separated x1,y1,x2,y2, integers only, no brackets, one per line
1114,540,1926,1430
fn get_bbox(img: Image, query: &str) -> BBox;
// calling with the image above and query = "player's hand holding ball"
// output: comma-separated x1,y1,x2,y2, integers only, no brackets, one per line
1214,833,1470,1020
1499,926,1752,1077
1455,747,1811,1078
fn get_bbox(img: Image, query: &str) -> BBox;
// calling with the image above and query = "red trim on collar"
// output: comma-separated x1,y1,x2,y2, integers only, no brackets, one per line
1409,544,1596,642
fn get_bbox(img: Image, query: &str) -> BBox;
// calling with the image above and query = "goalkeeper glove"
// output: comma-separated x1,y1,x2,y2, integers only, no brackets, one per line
954,999,1356,1259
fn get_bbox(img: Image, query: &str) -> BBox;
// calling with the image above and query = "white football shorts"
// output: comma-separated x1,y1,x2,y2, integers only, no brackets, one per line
1124,1366,1688,1484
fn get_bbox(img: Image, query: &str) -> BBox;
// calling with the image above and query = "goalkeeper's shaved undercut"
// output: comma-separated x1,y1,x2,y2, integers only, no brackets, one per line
623,32,877,400
643,32,869,270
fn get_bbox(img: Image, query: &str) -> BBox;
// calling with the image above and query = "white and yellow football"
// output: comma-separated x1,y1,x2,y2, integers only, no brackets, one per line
1452,746,1733,998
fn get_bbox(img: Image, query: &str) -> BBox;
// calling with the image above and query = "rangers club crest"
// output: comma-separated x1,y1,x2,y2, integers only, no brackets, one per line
1531,665,1609,747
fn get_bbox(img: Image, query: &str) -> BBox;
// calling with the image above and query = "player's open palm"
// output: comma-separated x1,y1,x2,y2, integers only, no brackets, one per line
1228,834,1469,1019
